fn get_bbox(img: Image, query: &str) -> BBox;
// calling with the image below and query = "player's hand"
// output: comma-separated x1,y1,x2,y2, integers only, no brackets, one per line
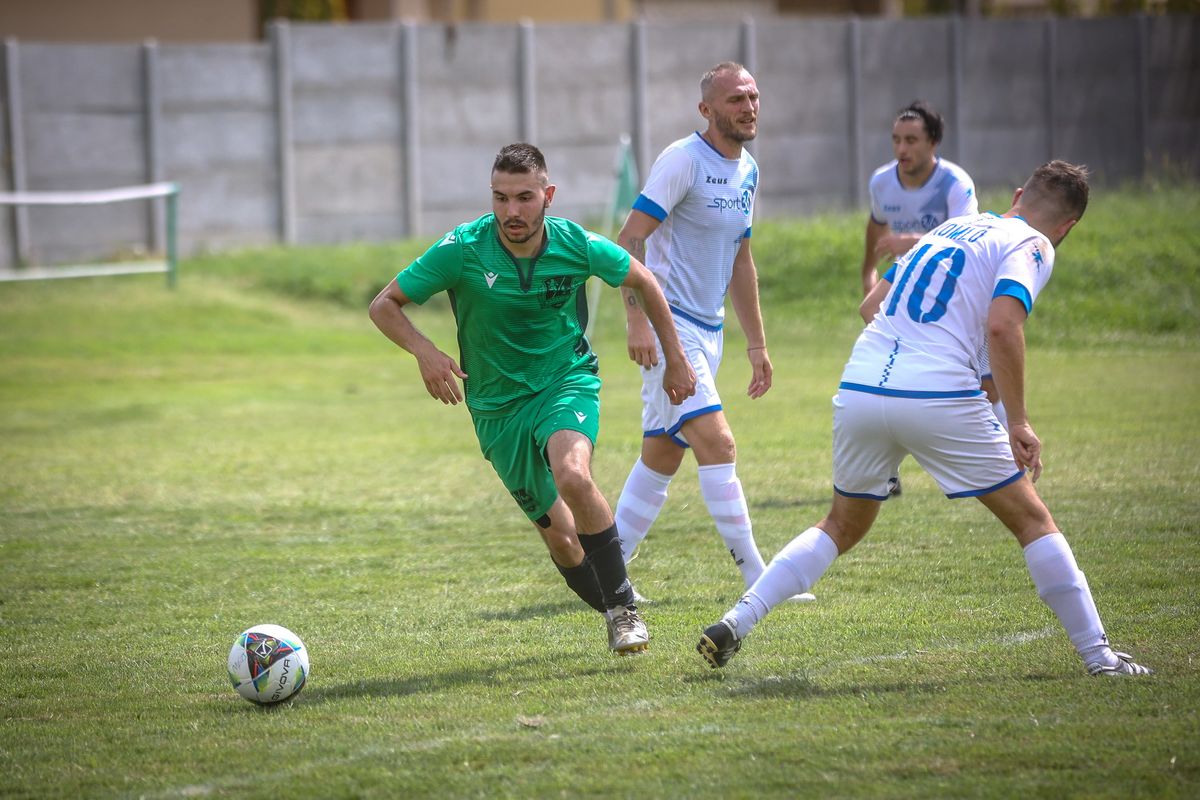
1009,422,1043,483
626,317,658,368
415,348,468,405
746,347,772,399
661,357,697,406
873,233,916,262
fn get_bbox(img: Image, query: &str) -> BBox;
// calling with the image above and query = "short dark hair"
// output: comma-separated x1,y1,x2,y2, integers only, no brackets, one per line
701,61,747,101
895,100,944,145
1023,160,1090,221
492,142,548,180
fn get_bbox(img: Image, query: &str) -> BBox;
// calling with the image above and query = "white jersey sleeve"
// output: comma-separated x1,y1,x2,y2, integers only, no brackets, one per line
994,234,1054,314
633,146,695,223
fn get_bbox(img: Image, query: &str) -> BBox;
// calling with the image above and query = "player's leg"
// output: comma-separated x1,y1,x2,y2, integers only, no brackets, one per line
698,388,901,667
697,493,879,668
546,428,649,654
533,499,605,613
613,328,691,564
615,433,683,563
682,409,771,588
977,479,1151,676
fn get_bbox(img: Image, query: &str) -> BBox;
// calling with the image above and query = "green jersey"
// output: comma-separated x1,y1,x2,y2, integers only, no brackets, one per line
396,214,631,416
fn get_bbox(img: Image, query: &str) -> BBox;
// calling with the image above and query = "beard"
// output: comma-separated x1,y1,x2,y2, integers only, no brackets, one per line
500,208,546,246
715,112,757,144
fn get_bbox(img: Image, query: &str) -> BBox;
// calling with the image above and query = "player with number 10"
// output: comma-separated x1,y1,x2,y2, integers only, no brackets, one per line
699,161,1151,677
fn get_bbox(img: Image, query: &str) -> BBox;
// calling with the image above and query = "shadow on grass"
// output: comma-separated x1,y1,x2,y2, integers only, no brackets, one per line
295,656,613,705
475,600,583,621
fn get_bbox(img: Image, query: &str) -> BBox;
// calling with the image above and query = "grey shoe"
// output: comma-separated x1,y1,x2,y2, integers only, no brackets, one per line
606,605,650,655
785,592,816,603
1087,651,1152,676
697,619,742,668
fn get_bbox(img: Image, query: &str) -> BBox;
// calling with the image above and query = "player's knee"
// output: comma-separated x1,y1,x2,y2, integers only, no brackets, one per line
553,465,596,505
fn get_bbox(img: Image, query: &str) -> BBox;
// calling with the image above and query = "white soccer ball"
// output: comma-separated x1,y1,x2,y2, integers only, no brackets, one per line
227,624,310,705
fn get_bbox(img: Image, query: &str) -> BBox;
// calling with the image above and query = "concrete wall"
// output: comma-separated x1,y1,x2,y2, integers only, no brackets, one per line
0,14,1197,268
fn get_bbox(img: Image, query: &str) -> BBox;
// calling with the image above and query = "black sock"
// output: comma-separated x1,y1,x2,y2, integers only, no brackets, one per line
579,525,634,610
553,556,605,613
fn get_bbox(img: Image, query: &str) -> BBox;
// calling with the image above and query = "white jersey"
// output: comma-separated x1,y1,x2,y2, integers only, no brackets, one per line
842,213,1054,397
633,132,758,329
869,158,977,234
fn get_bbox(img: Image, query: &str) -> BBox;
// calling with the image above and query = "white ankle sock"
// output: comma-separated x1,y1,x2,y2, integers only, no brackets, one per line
725,527,838,637
698,463,766,586
1023,532,1115,667
614,458,672,562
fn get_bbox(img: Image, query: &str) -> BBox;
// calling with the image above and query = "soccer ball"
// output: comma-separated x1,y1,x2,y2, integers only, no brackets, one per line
227,624,310,705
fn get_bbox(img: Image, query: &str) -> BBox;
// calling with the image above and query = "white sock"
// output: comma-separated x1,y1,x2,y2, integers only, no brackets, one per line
614,458,672,562
992,400,1008,430
698,463,766,586
1023,532,1115,667
725,527,839,638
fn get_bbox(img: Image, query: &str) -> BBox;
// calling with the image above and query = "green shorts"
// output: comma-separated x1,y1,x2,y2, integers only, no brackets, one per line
472,370,602,524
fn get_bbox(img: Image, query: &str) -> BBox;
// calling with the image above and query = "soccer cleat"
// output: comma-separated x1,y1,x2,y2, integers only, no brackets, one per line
697,619,742,668
1087,651,1153,677
785,592,816,603
606,605,650,655
888,476,903,497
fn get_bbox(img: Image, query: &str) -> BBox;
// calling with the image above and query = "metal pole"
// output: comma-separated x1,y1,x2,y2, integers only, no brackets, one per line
142,39,165,255
400,22,421,238
271,21,296,245
949,15,964,165
1045,16,1057,161
518,20,537,143
4,38,30,267
847,18,862,208
631,19,649,184
166,185,178,289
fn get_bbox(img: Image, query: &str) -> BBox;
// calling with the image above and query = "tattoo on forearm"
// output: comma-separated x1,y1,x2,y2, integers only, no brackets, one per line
626,293,637,307
627,238,646,260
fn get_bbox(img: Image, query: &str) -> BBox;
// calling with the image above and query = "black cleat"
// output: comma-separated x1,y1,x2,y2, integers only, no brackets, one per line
697,619,742,668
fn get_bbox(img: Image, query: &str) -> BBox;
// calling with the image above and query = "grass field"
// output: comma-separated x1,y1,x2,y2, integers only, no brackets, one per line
2,186,1198,798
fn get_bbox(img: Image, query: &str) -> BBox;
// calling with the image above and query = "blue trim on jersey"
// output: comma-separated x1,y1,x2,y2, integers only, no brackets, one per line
633,194,668,221
946,470,1025,499
883,264,897,282
840,381,985,399
744,226,752,239
993,279,1033,314
694,131,726,158
834,486,890,501
670,305,723,332
981,372,993,380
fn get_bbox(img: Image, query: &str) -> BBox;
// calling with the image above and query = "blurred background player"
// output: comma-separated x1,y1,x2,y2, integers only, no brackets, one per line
370,143,696,655
700,161,1151,678
859,100,1002,493
611,62,812,602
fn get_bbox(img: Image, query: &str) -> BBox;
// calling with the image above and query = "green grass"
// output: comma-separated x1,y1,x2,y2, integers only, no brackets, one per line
1,186,1198,798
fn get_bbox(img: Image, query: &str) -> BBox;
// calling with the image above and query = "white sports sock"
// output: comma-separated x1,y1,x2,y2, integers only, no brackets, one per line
725,527,838,637
698,463,766,586
1023,532,1116,668
614,458,672,562
992,400,1009,430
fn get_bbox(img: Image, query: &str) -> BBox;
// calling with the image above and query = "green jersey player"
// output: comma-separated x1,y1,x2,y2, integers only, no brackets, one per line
369,143,696,654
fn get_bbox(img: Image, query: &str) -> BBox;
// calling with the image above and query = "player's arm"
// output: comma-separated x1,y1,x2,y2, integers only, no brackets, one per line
859,272,892,324
987,295,1040,481
860,217,889,296
621,257,696,405
728,237,772,399
369,280,468,406
616,209,663,368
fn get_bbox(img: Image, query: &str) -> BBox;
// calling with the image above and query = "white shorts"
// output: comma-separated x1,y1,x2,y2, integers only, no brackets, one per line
639,311,723,448
831,387,1022,500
